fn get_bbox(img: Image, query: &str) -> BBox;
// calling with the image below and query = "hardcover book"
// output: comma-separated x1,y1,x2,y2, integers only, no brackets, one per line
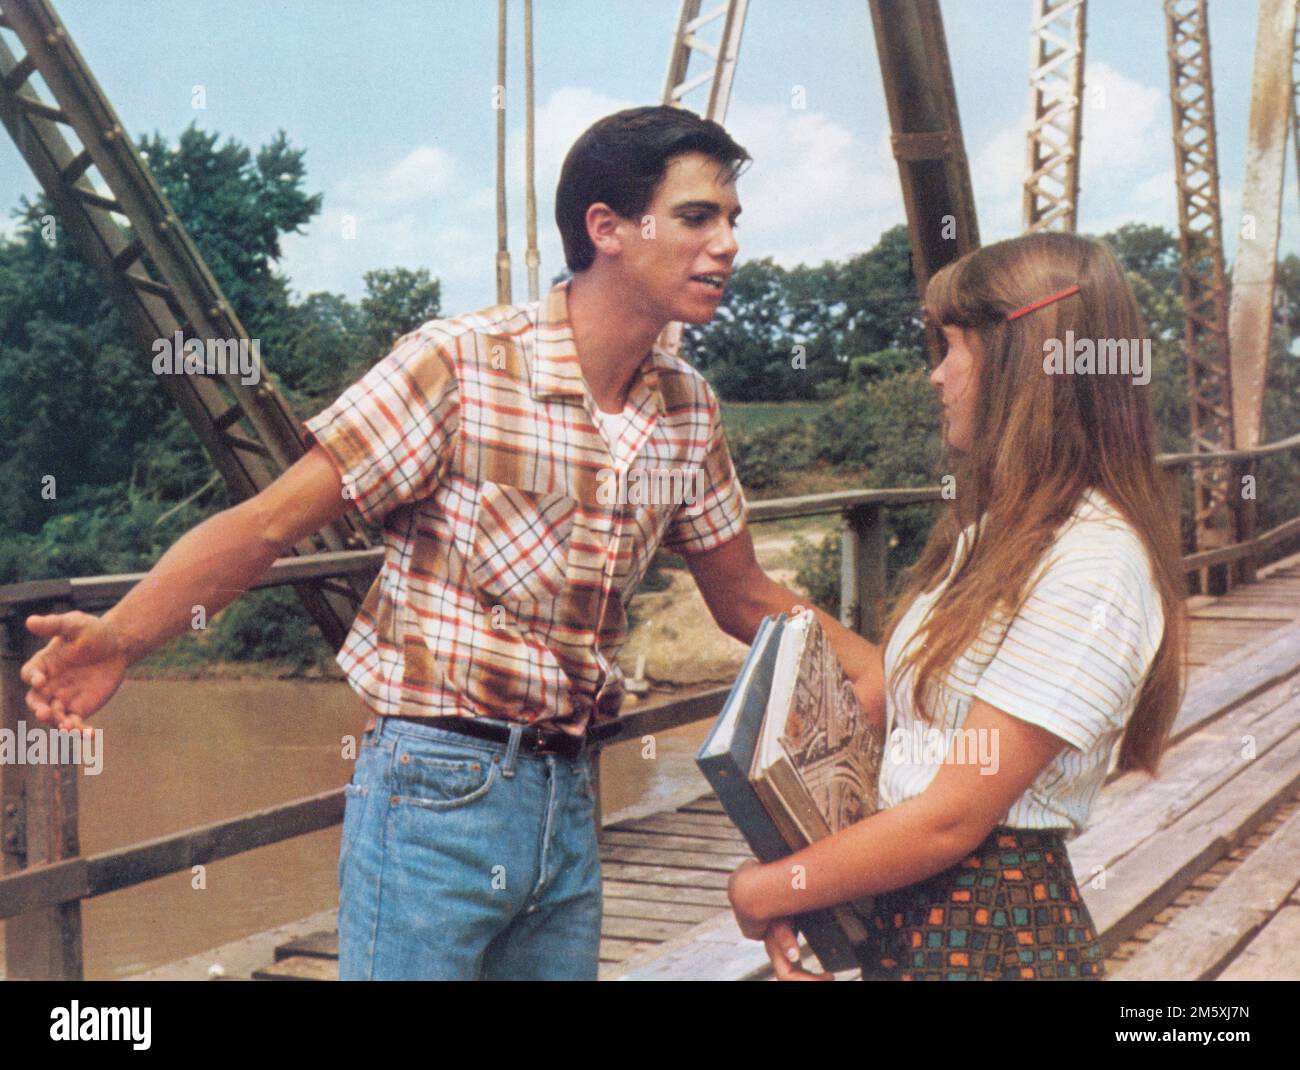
698,611,884,972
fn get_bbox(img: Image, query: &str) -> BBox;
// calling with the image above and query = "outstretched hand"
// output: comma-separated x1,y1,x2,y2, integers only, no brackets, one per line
20,611,127,733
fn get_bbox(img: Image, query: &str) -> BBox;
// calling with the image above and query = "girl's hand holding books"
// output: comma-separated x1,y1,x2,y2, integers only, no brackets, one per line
729,860,834,980
763,920,834,981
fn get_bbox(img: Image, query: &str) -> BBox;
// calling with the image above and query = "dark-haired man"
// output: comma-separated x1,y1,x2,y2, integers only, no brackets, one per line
21,106,883,980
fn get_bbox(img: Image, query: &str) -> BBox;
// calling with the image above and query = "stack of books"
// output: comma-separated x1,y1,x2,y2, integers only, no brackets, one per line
696,611,884,970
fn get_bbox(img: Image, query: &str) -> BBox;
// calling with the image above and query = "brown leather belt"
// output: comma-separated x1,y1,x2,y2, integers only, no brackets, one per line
385,714,621,759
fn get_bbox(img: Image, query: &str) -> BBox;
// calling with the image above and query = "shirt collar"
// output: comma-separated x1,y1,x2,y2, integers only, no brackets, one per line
531,278,667,418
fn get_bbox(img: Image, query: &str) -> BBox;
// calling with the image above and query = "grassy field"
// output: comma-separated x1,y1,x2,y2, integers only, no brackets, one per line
720,400,829,433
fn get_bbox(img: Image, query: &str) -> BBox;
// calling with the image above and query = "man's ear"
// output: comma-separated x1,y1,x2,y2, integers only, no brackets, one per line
585,202,625,259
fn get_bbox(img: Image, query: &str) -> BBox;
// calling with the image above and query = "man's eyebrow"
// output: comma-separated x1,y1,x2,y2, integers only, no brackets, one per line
673,199,742,217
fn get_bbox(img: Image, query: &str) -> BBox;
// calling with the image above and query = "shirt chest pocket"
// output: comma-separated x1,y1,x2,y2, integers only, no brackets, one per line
468,481,580,608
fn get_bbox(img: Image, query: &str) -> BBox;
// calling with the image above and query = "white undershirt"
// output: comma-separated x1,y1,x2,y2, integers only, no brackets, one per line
591,404,636,465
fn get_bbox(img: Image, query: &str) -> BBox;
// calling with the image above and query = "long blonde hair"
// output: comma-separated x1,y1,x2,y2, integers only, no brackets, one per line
882,232,1187,775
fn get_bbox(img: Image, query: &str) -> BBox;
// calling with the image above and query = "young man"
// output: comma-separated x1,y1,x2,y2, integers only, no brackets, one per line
21,106,884,980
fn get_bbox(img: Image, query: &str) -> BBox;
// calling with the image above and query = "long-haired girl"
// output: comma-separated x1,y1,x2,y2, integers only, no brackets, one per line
727,231,1188,980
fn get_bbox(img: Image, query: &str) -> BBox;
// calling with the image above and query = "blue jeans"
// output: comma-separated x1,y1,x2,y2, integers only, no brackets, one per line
337,715,603,980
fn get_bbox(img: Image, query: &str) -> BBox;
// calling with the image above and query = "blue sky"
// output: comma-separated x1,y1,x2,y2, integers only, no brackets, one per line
0,0,1294,317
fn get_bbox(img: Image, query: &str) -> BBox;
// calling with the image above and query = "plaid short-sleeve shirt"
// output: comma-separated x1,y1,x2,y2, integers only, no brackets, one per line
302,279,748,736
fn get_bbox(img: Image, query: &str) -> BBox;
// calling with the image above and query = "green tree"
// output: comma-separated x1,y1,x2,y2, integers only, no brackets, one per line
0,122,443,612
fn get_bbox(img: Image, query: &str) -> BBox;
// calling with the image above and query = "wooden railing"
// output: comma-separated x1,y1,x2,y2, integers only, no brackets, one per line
2,431,1298,978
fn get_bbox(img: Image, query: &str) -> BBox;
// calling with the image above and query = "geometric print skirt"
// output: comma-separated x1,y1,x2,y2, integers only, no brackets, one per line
855,825,1106,980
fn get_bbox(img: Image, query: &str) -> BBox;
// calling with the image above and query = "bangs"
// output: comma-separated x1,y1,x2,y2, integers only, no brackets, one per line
922,250,1002,329
922,259,956,328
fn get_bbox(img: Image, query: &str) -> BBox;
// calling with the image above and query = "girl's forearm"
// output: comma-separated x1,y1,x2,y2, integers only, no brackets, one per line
736,797,982,922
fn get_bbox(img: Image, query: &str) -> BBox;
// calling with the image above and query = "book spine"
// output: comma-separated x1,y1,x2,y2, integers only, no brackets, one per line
697,754,789,863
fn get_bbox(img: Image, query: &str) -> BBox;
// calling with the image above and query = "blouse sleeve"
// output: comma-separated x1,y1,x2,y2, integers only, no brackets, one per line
971,545,1163,752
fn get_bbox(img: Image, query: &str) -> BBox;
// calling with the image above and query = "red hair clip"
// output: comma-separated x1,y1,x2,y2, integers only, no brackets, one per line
1006,284,1080,321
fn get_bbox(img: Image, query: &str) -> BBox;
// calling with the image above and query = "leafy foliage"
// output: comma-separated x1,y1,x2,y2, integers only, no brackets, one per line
0,125,440,611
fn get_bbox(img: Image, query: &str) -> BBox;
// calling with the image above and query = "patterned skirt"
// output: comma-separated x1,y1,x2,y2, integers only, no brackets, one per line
856,825,1105,980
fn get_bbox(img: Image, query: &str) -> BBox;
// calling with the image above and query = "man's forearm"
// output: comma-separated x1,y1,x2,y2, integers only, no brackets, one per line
728,574,886,730
737,575,882,679
103,499,284,664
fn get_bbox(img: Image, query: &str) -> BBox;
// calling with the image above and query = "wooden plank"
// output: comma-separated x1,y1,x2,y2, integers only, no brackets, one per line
1186,617,1288,634
1167,619,1300,742
122,907,341,981
1076,686,1300,875
1189,605,1297,621
1110,807,1300,980
617,810,739,831
1215,906,1300,981
679,797,725,813
598,844,751,871
1188,640,1242,658
598,862,731,889
613,814,745,841
600,914,696,942
599,937,658,963
602,897,719,924
274,929,337,962
1082,725,1300,954
601,879,731,907
252,954,338,981
1,605,83,980
610,910,772,981
600,829,756,856
1213,608,1300,621
1088,674,1299,837
1211,590,1300,604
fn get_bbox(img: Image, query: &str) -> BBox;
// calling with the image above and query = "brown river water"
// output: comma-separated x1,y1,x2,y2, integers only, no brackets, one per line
0,678,714,980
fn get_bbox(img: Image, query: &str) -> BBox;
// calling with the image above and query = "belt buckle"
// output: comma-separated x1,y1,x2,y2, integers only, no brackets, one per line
533,728,580,759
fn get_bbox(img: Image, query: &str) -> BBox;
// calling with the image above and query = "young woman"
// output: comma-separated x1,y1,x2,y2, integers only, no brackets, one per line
727,231,1188,981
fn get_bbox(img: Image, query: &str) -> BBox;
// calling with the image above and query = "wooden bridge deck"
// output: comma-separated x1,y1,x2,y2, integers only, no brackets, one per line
126,551,1300,982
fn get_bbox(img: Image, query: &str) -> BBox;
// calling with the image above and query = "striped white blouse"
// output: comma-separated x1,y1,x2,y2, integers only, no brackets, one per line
878,487,1166,838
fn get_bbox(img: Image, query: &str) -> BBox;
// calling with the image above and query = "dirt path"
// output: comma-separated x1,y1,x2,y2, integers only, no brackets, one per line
617,517,837,698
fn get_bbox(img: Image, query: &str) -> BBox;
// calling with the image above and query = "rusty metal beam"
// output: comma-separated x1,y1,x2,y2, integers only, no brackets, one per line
1024,0,1087,232
868,0,980,304
0,1,372,649
1227,0,1297,451
1164,0,1235,589
662,0,749,121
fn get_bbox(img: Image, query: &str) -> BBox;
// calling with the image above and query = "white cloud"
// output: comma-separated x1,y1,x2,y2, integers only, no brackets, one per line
972,119,1029,241
722,99,902,268
1078,63,1167,180
336,144,457,207
530,86,635,184
969,61,1174,242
